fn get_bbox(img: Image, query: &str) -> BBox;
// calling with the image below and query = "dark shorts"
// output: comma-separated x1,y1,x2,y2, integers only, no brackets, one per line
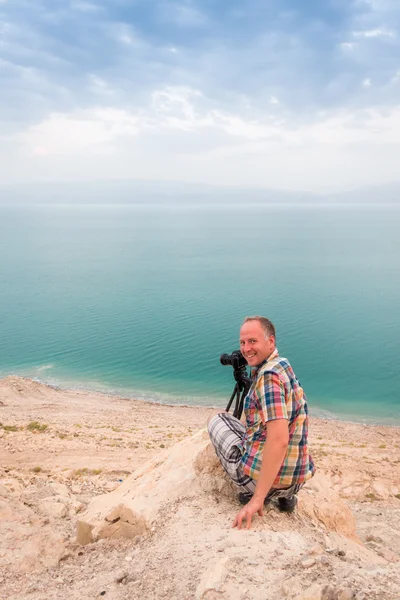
208,412,303,499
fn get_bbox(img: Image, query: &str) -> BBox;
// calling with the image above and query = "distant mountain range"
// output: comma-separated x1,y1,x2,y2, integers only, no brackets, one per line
0,180,399,205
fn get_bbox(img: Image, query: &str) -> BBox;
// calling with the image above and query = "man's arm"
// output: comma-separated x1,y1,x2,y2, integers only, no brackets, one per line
232,419,289,529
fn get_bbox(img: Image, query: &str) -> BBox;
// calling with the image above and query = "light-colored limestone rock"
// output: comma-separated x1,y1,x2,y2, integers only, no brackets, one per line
47,482,71,497
299,474,357,540
77,430,214,544
40,500,68,519
195,556,230,600
371,480,390,499
326,532,387,565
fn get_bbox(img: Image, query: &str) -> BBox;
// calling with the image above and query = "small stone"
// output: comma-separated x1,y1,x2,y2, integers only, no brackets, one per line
125,555,133,562
338,550,346,557
366,534,382,543
115,570,128,583
301,557,316,568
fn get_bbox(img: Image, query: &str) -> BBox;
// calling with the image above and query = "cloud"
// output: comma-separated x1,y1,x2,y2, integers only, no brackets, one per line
362,77,372,87
6,85,400,158
353,28,396,38
4,93,400,193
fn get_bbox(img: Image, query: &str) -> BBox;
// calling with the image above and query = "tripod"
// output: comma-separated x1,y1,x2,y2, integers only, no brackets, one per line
225,367,251,420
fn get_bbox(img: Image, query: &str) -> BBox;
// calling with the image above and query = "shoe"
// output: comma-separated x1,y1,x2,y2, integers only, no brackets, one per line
278,496,297,513
238,493,270,506
238,492,253,505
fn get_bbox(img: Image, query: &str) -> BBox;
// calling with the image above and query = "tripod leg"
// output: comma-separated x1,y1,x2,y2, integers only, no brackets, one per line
236,390,247,421
226,385,239,414
233,388,242,419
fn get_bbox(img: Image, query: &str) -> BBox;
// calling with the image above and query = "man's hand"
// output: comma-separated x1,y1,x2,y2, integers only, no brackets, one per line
232,496,264,530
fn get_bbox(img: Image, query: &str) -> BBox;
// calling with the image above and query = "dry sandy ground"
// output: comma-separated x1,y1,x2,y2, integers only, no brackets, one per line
0,375,400,600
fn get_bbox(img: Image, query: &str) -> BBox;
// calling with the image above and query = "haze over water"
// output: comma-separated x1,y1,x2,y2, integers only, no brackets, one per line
1,202,399,424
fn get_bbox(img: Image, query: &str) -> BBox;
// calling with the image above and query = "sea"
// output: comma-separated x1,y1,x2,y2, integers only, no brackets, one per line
1,202,399,425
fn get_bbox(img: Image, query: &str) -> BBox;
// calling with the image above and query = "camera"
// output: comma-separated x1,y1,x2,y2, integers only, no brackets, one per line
220,350,247,370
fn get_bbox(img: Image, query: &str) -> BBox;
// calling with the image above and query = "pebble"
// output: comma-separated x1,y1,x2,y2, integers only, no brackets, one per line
366,534,382,543
301,558,316,568
115,570,129,583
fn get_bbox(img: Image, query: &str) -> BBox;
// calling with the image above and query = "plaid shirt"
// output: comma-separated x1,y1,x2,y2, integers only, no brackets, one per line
239,349,315,489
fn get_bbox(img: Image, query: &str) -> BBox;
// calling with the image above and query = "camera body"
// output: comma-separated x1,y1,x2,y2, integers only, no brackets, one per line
220,350,247,370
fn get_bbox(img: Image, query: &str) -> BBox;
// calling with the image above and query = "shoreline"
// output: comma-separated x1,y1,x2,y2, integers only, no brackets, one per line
1,372,399,429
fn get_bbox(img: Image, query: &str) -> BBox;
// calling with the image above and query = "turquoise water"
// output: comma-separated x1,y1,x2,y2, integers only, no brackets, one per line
0,203,399,424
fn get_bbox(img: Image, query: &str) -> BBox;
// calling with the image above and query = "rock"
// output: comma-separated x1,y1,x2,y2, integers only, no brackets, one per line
301,557,316,568
77,430,215,544
47,482,71,497
1,478,23,495
366,534,383,543
299,474,358,540
195,556,229,600
114,570,129,583
40,500,68,519
194,442,236,497
324,533,386,565
371,481,390,500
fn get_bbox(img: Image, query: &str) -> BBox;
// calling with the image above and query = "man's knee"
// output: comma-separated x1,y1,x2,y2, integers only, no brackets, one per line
207,409,227,429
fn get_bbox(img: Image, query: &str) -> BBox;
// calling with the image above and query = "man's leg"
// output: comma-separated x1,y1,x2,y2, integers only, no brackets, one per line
266,483,303,513
208,413,256,496
208,414,302,511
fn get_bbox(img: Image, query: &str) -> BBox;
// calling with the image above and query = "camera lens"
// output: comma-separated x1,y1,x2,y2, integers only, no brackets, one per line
220,353,232,366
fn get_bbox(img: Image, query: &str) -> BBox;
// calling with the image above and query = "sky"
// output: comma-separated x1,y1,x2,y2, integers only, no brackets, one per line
1,0,400,193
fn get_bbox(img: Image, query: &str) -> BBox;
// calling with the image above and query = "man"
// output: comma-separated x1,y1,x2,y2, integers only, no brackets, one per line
208,316,315,529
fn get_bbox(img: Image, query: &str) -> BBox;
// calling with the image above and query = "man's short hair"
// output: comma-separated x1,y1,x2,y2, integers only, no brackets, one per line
242,316,276,339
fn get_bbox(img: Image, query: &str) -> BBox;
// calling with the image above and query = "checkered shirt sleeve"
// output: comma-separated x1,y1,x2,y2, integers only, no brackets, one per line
256,371,288,423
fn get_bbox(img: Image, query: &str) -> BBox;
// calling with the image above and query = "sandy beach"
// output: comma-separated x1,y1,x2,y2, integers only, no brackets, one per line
1,375,400,600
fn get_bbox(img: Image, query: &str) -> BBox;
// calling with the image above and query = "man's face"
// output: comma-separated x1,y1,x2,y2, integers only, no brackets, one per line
239,320,276,367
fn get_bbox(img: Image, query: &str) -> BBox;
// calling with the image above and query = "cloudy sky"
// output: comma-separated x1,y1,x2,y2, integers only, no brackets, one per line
1,0,400,192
